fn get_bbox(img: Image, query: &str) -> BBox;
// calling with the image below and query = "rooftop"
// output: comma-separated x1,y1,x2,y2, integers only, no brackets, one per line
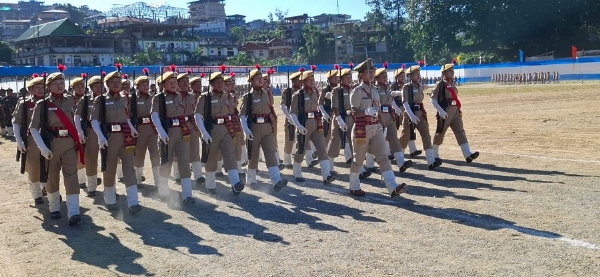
15,18,86,42
41,9,69,13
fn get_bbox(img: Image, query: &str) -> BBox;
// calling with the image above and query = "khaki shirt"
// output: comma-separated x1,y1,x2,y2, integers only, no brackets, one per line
74,96,94,121
280,87,296,106
151,91,185,118
402,82,425,104
240,88,272,116
376,85,394,106
12,97,36,126
195,91,231,118
181,91,196,116
29,94,76,130
331,86,351,110
431,80,456,101
290,88,319,114
135,92,153,118
91,92,129,123
350,82,380,111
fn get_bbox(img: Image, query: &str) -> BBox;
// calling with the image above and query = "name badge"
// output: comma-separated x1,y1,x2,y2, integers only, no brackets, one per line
105,102,113,105
137,101,144,104
382,106,389,113
379,92,386,95
48,107,57,111
343,93,348,96
88,105,93,108
211,100,218,103
111,124,122,132
166,100,174,104
172,119,180,126
253,99,261,102
413,89,419,93
304,97,310,100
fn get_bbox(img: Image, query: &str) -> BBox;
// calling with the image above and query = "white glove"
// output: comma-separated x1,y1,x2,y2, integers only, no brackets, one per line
98,135,108,149
16,138,26,153
287,117,294,125
127,119,139,137
319,105,331,122
336,115,347,131
365,107,378,117
40,146,53,160
392,102,402,116
297,125,307,135
77,131,86,144
239,115,253,140
409,114,420,124
325,92,332,99
158,129,169,144
200,130,212,143
438,110,448,119
383,127,388,138
290,114,307,135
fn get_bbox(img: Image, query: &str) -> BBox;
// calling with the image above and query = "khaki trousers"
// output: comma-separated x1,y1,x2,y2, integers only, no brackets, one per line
46,137,79,195
327,116,354,158
433,106,468,145
84,127,100,176
103,132,136,188
134,124,159,168
248,122,278,169
293,118,327,163
205,125,236,172
400,110,432,150
350,124,392,173
159,127,191,178
25,136,41,183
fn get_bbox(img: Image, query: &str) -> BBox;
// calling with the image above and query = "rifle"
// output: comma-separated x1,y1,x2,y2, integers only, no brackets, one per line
39,72,51,183
81,73,89,137
100,69,108,172
295,89,306,155
200,92,212,163
16,78,27,174
246,91,253,161
322,84,332,137
130,71,138,127
435,80,447,134
158,93,169,165
338,86,346,149
131,70,137,94
408,83,417,141
392,82,402,130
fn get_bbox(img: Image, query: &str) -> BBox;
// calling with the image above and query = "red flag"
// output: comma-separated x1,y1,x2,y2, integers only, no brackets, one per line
572,46,578,59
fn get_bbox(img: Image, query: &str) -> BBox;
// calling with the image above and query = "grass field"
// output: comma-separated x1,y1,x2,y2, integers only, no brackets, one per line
0,82,599,276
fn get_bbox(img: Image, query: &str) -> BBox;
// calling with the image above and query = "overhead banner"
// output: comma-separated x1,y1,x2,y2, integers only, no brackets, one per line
159,66,277,74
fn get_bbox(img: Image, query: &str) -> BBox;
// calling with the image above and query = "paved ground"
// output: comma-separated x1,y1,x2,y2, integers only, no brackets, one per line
0,82,599,276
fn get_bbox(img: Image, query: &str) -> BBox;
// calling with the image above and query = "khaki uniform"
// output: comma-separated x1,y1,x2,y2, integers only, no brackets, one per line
240,88,278,169
349,83,391,174
328,86,354,158
290,88,327,163
74,95,86,171
91,92,136,189
319,87,333,147
281,88,296,155
195,91,236,172
13,97,41,183
182,91,201,163
376,85,402,153
432,80,468,146
75,95,99,177
400,83,432,150
133,92,159,168
29,94,79,195
151,91,191,179
232,93,243,162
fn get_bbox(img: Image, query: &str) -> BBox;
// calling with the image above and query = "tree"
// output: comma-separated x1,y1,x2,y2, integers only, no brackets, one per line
132,46,163,65
0,41,14,64
231,26,245,45
228,52,253,66
114,56,134,65
297,24,335,64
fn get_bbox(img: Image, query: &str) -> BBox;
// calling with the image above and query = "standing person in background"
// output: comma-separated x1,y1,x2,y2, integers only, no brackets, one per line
1,88,18,138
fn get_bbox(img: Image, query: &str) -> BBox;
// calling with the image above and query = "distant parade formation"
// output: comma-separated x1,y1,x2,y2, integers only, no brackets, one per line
5,59,479,226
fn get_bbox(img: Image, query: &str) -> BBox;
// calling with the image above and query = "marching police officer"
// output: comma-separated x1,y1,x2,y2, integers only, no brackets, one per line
1,87,18,138
239,67,288,191
90,70,142,213
177,71,204,185
189,74,206,184
400,65,437,169
133,71,162,189
289,67,336,184
194,71,245,195
327,67,354,172
280,72,302,168
74,75,103,196
71,75,87,187
348,59,408,197
150,67,195,204
29,66,83,225
319,69,338,157
374,65,413,172
431,63,479,164
391,67,421,157
13,75,46,204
